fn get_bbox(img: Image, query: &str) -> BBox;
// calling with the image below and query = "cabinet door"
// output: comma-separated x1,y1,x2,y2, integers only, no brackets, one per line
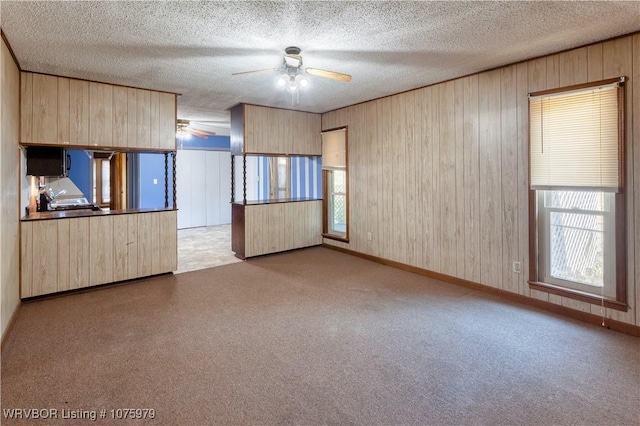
32,73,58,144
57,77,70,145
89,216,114,286
57,219,71,291
89,82,113,147
31,220,59,296
20,72,33,143
158,92,176,150
69,217,90,290
20,222,34,298
69,79,89,145
112,85,128,148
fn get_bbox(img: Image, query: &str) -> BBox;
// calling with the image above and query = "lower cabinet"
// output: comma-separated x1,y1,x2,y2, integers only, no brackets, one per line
20,210,177,298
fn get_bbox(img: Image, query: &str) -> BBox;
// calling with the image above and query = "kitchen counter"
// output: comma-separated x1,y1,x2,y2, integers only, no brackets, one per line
21,207,177,222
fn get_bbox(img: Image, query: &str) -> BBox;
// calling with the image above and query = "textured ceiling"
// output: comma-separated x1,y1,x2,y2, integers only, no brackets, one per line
2,1,640,135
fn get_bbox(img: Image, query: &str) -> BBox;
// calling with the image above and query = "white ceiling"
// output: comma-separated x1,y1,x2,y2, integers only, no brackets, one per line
2,1,640,134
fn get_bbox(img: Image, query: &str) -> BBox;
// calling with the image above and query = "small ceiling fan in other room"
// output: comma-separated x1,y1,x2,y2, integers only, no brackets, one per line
232,46,351,103
176,119,217,139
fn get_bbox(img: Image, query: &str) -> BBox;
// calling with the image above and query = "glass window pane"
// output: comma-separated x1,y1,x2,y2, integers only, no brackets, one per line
549,211,604,287
544,190,608,211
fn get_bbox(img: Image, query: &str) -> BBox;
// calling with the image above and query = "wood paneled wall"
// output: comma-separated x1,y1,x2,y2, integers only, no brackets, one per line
322,33,639,327
1,36,21,337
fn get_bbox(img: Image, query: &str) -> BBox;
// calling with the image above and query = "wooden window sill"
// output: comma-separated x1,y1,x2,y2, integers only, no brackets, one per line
528,281,628,312
322,233,349,243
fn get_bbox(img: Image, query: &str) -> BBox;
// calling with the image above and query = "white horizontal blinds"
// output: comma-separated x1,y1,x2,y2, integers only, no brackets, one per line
321,128,346,170
529,82,621,192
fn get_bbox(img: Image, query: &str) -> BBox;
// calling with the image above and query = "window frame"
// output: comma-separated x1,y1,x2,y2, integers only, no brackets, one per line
528,78,627,311
322,126,349,243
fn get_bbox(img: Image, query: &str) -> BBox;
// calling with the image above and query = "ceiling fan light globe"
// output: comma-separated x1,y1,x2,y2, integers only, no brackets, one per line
296,75,309,88
276,74,287,87
286,80,298,93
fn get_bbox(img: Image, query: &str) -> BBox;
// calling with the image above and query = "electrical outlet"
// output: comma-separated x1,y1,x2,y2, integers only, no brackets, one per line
367,232,372,241
512,261,522,274
153,178,158,185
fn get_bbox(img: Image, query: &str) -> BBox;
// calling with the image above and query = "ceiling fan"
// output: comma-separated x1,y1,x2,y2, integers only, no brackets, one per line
176,119,217,139
232,46,352,88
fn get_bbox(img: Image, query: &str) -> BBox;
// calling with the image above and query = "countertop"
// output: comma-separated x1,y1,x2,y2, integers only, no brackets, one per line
21,207,177,222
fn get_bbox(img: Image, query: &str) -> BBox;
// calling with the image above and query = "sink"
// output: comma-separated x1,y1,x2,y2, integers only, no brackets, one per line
50,197,89,207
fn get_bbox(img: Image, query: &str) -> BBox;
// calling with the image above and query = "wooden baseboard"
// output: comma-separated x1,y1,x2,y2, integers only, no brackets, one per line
323,244,640,338
1,302,22,351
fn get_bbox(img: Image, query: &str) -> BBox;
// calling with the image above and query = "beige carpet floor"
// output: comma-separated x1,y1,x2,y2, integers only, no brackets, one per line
2,247,639,425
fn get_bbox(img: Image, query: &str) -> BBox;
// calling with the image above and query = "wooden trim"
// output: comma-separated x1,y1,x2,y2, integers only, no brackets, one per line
529,281,627,311
323,244,640,337
319,30,640,115
1,303,22,351
1,30,21,70
322,234,349,243
231,203,245,259
528,77,622,97
528,190,537,283
239,101,321,116
21,70,180,96
18,141,176,154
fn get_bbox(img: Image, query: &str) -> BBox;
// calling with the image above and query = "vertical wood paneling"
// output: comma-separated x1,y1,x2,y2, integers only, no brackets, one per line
127,214,138,279
89,82,113,147
112,215,129,282
516,62,529,295
112,86,128,148
454,79,465,276
137,213,153,276
463,76,480,283
20,223,33,297
57,77,70,144
405,93,418,266
381,97,393,261
150,212,162,275
127,88,137,148
89,216,113,286
159,211,178,272
159,92,176,150
32,220,58,296
431,85,442,272
57,219,70,291
136,89,151,148
587,44,603,81
69,79,89,145
149,91,160,149
421,87,434,270
69,217,89,289
20,71,33,143
412,90,424,266
439,82,457,276
501,65,519,294
32,73,58,144
392,95,406,263
478,69,502,289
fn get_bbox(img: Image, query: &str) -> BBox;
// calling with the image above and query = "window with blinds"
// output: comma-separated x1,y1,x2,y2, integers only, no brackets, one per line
528,78,627,310
529,79,623,192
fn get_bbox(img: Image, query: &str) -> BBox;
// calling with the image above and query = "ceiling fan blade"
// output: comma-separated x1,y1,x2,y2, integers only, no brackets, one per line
232,68,276,76
305,68,352,83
